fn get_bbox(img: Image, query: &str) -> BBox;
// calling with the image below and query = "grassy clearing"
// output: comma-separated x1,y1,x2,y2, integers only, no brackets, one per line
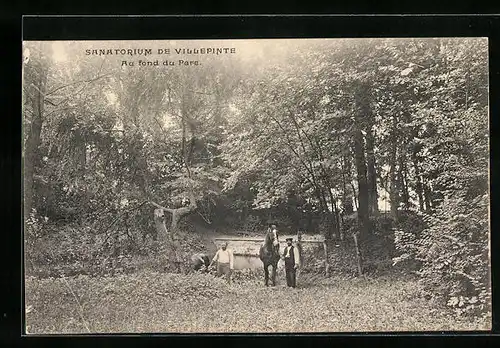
25,271,490,333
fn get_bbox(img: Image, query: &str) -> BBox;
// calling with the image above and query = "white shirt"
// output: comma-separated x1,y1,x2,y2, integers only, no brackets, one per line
213,249,234,269
283,245,300,267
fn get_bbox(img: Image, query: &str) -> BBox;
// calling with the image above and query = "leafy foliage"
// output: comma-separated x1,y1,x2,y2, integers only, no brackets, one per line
23,39,490,321
416,193,490,317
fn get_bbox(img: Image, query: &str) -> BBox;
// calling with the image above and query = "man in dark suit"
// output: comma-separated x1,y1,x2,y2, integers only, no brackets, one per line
282,237,300,288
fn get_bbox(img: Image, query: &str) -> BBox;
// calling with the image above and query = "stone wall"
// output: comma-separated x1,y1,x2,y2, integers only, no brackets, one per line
210,234,391,275
213,235,331,272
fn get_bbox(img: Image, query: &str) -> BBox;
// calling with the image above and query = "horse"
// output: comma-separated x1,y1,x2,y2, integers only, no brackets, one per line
259,225,281,286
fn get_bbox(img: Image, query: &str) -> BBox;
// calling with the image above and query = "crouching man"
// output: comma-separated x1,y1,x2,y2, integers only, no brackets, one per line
190,253,210,272
209,242,234,284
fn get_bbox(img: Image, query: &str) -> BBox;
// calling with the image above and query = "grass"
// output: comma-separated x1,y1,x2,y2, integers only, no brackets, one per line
24,270,491,333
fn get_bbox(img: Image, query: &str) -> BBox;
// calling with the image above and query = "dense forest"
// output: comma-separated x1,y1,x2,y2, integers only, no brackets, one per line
23,38,489,318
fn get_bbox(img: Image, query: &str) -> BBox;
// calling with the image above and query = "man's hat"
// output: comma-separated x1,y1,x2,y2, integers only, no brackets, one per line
285,237,293,242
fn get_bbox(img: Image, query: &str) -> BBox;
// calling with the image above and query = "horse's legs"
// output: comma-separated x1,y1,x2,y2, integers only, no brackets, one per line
263,264,269,286
271,264,277,286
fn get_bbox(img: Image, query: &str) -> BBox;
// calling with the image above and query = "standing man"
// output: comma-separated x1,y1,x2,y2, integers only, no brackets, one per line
282,237,300,288
209,241,234,284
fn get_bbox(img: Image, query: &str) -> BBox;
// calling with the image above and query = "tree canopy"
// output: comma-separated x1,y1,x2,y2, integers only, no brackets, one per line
23,38,490,316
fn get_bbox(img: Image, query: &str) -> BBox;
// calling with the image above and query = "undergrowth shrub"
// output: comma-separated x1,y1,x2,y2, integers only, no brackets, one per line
339,214,398,275
25,216,213,278
392,193,490,318
392,211,427,272
243,215,264,232
416,193,490,317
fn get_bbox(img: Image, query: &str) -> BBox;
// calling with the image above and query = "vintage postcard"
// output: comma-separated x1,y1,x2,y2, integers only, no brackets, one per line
23,38,491,333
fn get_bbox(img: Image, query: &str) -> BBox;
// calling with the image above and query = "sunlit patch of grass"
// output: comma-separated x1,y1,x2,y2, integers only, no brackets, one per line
25,271,490,334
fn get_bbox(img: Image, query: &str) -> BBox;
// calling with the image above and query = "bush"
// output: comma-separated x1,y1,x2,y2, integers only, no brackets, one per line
339,214,398,275
392,211,427,272
392,229,421,271
242,214,263,232
416,193,490,317
25,216,216,279
392,191,490,318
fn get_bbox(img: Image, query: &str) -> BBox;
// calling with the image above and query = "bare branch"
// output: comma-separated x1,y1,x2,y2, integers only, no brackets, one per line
100,200,149,236
265,110,317,189
29,83,46,97
44,107,76,118
45,73,113,97
197,210,212,224
44,77,99,115
149,201,175,214
191,90,214,96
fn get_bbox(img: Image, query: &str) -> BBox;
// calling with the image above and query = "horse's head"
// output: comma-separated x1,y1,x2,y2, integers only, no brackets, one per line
260,226,281,265
265,226,279,249
271,228,279,247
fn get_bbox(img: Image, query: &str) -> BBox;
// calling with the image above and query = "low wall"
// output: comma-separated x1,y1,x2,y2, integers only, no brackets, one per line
212,235,328,271
232,255,262,270
210,235,390,275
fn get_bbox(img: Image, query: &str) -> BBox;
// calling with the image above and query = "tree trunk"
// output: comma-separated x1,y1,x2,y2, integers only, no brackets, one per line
148,99,200,273
24,57,48,221
154,208,169,241
389,139,399,222
351,181,359,211
322,188,336,240
423,179,433,212
353,129,369,238
412,150,425,211
323,240,330,276
341,155,354,215
316,187,329,238
154,208,180,272
306,209,313,232
153,207,189,273
332,198,341,240
324,182,341,240
353,83,371,238
365,125,378,215
399,151,410,210
353,233,364,277
170,211,181,234
339,209,345,241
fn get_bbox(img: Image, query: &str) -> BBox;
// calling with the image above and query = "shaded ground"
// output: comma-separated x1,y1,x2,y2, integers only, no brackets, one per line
25,271,490,333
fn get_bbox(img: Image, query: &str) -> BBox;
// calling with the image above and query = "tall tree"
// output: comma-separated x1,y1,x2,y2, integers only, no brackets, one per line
23,43,50,221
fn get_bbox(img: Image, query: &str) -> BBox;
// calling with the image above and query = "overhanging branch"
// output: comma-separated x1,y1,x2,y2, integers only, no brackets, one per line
45,73,113,97
149,201,175,214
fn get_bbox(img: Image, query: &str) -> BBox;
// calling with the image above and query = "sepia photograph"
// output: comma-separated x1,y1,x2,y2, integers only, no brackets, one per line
22,38,491,333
